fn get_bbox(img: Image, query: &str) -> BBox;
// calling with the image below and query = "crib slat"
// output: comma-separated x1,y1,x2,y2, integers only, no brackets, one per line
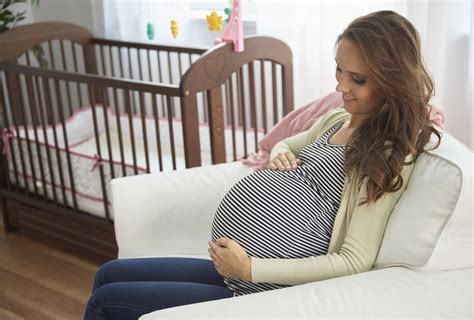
282,62,294,117
31,75,49,198
178,53,183,77
147,50,152,82
248,61,259,152
25,51,31,66
166,95,176,170
203,91,209,123
24,75,46,197
124,89,138,175
207,87,226,164
48,41,56,70
139,91,150,173
157,51,163,82
130,92,138,116
112,88,126,177
55,79,79,211
188,54,192,71
167,52,174,118
0,74,12,190
180,94,201,168
118,47,125,78
89,85,111,221
63,77,75,121
100,86,115,179
127,48,138,114
10,74,31,193
44,77,68,207
226,77,237,161
60,40,74,124
60,40,67,71
128,48,133,79
83,42,99,76
271,61,278,126
138,49,143,81
37,76,58,204
6,72,29,192
17,74,40,197
18,79,38,197
2,75,18,191
100,45,107,76
237,67,248,158
72,42,83,110
157,52,165,116
260,59,268,134
151,94,163,171
224,80,231,127
109,46,116,77
167,51,173,84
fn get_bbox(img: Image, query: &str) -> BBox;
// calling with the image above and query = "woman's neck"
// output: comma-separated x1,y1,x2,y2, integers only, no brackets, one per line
347,114,368,129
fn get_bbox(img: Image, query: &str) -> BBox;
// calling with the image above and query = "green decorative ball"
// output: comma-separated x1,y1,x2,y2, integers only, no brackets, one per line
147,22,155,40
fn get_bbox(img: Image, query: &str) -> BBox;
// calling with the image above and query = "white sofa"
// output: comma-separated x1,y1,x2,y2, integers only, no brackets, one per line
111,130,473,319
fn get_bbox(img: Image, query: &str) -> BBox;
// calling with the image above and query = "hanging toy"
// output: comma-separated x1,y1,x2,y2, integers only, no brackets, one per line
214,0,244,52
146,22,155,40
224,7,232,23
170,19,179,38
206,11,223,31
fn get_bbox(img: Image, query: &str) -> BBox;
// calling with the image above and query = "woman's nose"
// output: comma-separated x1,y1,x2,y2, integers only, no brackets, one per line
336,75,350,93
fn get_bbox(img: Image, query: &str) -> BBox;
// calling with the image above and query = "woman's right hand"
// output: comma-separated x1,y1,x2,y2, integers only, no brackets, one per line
267,151,302,171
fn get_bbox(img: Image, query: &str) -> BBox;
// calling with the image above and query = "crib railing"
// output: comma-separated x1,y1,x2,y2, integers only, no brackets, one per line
1,22,293,166
0,63,183,221
92,39,207,84
179,35,294,166
14,37,207,118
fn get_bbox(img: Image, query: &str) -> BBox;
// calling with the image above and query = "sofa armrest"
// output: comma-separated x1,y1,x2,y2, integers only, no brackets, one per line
111,161,253,258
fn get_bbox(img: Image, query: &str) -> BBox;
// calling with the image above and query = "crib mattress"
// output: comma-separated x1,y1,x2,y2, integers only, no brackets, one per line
6,105,262,219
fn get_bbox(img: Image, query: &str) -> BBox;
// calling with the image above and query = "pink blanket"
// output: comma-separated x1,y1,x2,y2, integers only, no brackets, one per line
241,91,445,171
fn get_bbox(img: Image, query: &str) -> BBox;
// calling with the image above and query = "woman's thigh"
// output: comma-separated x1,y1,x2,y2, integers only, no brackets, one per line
93,257,225,291
85,281,233,320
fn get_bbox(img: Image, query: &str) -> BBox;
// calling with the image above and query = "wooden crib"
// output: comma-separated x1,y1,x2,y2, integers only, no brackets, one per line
0,21,293,263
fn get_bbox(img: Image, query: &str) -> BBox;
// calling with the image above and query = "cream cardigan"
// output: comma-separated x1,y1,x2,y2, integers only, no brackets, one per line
250,108,414,285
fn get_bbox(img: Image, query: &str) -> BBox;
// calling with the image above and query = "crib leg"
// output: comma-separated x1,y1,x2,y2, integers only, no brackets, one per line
1,197,14,233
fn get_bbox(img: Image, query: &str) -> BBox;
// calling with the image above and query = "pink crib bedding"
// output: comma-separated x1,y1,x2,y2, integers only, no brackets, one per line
5,105,264,218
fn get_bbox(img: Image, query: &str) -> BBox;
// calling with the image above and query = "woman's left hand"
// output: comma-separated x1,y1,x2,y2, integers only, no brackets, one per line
208,238,252,282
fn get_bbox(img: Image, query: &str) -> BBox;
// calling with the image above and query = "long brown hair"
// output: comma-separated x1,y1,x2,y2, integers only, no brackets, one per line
337,10,442,205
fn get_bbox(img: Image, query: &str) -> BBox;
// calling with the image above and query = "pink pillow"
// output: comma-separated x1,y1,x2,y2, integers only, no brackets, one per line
241,91,444,171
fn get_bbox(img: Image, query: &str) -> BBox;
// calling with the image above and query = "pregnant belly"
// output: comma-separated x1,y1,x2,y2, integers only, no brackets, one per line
211,170,333,259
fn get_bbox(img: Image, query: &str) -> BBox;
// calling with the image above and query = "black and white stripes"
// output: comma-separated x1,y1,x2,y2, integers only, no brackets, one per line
211,122,346,296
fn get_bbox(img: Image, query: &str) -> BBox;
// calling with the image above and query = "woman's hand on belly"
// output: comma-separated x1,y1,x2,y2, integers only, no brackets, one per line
268,151,302,171
208,238,252,282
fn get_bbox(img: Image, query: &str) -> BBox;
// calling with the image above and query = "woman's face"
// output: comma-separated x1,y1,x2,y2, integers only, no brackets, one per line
335,39,383,122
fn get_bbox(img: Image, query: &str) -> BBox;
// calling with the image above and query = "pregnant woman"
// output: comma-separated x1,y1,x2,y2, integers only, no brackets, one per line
85,10,441,319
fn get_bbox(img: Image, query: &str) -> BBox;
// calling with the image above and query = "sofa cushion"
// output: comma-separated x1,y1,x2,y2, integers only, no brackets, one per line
375,132,473,270
112,161,253,258
140,267,473,319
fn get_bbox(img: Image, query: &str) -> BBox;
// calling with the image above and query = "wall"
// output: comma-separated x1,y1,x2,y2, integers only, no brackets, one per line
30,0,97,33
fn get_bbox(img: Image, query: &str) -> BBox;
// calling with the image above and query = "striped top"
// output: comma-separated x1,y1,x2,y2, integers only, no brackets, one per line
211,122,347,296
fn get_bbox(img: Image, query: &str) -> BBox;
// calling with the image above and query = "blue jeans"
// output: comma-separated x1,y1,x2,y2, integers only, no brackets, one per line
84,257,234,319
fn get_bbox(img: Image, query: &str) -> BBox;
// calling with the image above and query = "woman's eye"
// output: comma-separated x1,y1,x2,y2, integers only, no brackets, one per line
336,65,366,84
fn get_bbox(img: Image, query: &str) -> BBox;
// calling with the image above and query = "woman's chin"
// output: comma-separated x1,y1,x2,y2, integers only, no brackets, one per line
342,100,358,111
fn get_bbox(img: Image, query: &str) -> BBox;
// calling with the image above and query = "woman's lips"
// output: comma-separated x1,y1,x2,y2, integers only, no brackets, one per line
343,95,357,103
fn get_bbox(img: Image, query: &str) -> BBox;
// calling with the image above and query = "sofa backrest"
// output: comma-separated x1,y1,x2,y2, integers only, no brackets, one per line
374,131,473,270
